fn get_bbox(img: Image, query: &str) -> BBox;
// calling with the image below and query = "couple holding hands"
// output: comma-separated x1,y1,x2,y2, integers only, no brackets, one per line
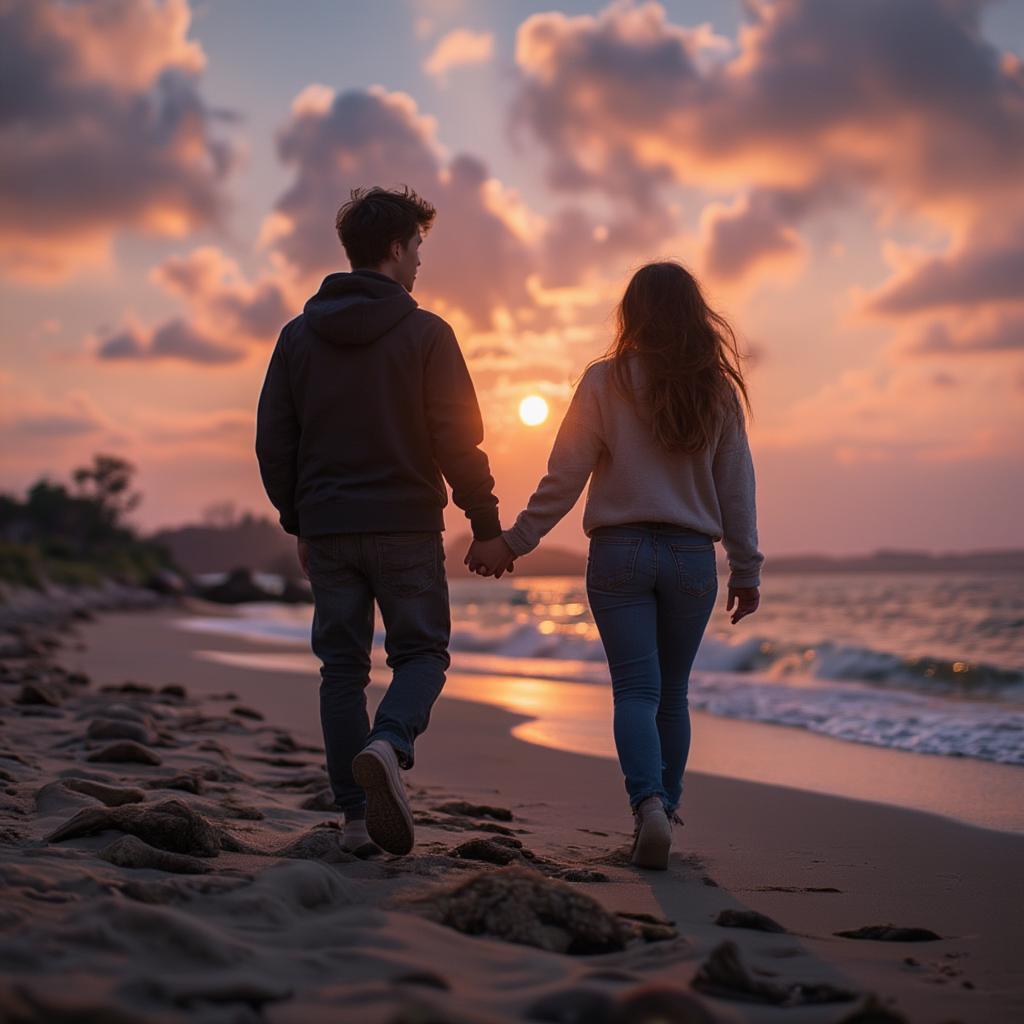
257,186,762,870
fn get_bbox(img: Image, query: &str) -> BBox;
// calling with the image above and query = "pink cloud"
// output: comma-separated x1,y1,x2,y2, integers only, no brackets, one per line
867,226,1024,314
96,319,243,366
424,28,495,79
267,86,533,328
92,246,293,367
0,0,236,281
511,1,1024,291
905,312,1024,356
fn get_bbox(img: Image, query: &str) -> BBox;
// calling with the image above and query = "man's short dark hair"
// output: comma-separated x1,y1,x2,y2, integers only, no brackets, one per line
335,186,436,268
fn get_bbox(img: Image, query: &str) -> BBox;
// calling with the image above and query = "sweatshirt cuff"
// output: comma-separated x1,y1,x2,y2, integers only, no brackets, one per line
470,508,502,542
280,512,300,537
727,573,761,589
502,524,536,558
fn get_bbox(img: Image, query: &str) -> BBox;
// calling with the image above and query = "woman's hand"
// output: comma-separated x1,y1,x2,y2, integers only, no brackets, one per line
465,537,516,579
727,586,759,624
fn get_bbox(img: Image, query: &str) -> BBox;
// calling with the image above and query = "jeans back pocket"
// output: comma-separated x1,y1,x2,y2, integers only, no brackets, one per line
669,543,717,598
587,536,642,591
376,533,440,597
306,535,360,587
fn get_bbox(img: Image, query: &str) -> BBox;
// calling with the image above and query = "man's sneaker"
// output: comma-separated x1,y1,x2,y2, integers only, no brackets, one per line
340,817,379,857
630,796,671,870
351,740,415,855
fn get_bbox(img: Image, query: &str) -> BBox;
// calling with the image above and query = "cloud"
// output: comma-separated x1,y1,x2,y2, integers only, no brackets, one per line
96,319,243,365
424,28,494,78
266,86,534,328
0,0,235,281
867,226,1024,314
700,189,803,281
906,312,1024,356
0,385,114,444
150,246,292,341
511,1,1024,286
754,358,1024,464
91,246,294,368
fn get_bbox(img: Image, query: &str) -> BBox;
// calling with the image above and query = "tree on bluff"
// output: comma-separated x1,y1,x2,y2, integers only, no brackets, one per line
72,454,142,530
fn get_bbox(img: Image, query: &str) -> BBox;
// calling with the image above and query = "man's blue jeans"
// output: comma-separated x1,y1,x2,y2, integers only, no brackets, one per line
586,524,717,813
305,532,450,815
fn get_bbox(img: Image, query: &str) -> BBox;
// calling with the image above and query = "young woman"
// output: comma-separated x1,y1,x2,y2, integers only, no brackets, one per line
470,261,763,870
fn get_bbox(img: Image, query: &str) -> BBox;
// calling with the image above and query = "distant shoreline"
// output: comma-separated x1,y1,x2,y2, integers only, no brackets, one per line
151,517,1024,577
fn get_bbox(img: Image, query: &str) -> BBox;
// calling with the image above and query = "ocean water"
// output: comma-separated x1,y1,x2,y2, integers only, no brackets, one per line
182,572,1024,768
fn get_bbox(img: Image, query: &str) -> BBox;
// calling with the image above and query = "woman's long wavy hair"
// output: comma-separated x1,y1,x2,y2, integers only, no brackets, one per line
606,261,750,453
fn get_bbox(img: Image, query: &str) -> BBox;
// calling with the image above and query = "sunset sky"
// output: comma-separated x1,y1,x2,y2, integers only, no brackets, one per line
3,0,1023,556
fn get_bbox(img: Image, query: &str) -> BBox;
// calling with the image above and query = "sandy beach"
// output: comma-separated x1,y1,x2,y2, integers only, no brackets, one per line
1,604,1021,1024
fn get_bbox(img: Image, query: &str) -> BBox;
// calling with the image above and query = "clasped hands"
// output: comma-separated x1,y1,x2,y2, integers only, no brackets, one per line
465,536,516,579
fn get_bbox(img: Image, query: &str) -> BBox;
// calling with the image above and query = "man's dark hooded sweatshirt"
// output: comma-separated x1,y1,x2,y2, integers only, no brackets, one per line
256,270,500,541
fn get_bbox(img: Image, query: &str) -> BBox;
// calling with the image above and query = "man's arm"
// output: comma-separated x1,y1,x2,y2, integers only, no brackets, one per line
255,329,301,536
423,322,500,540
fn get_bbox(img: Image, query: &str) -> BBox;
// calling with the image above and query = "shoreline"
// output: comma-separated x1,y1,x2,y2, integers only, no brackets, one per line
2,606,1022,1022
172,609,1024,835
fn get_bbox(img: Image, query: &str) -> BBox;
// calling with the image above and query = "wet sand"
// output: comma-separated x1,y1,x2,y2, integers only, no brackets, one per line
0,606,1021,1023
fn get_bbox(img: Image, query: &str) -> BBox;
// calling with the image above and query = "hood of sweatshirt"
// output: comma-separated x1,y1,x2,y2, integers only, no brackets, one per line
303,270,417,346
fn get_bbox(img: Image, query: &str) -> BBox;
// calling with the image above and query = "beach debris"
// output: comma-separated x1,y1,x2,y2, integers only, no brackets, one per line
263,731,321,755
715,909,788,933
835,925,942,942
693,940,858,1006
100,682,155,695
434,800,513,821
220,796,264,820
475,821,518,836
556,868,610,883
405,865,629,954
34,779,102,814
63,778,147,806
274,825,357,863
527,985,614,1023
231,705,264,721
36,778,145,812
616,911,679,943
159,684,187,699
99,835,211,875
15,683,61,707
146,771,205,795
85,717,155,745
449,837,522,865
46,797,224,856
85,741,162,766
609,986,721,1024
835,995,912,1023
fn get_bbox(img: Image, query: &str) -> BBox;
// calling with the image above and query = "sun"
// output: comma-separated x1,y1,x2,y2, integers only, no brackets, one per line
519,395,549,427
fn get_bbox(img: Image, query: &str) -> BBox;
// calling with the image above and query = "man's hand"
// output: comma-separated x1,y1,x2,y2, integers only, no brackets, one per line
297,538,310,580
727,586,759,624
465,536,516,579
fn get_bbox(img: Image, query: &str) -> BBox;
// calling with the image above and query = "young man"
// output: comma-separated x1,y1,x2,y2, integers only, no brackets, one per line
256,187,511,856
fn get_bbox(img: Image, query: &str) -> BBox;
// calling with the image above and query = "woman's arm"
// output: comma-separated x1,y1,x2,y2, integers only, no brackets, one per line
712,403,764,591
502,371,605,558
